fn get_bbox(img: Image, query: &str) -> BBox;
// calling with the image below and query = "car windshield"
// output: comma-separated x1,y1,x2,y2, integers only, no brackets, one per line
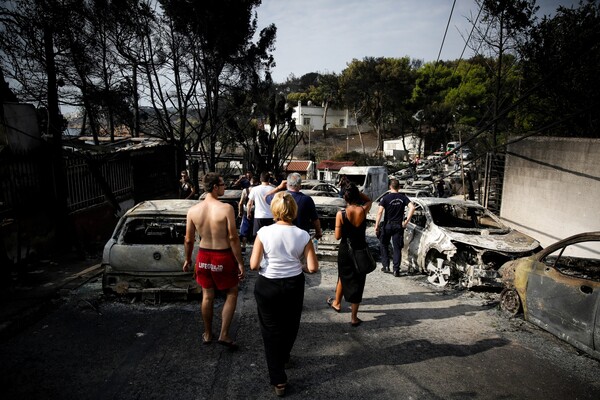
122,217,187,244
429,203,508,232
345,175,366,186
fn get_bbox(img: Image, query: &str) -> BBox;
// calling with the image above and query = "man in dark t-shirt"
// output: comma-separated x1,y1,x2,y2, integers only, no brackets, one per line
374,179,415,276
266,173,323,239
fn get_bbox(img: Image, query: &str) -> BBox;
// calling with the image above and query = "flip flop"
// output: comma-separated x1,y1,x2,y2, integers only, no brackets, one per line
202,332,213,345
326,297,341,313
351,318,363,327
217,340,239,351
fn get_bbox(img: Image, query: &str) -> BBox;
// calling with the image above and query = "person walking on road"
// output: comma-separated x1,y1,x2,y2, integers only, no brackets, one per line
183,172,245,350
327,184,372,327
238,175,258,253
250,192,319,397
247,171,275,236
374,179,415,276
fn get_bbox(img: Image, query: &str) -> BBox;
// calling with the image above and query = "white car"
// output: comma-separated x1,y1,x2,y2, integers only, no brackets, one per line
403,198,541,288
102,200,201,297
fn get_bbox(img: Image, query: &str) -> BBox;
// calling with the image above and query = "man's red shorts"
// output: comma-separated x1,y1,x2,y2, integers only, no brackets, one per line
195,248,239,290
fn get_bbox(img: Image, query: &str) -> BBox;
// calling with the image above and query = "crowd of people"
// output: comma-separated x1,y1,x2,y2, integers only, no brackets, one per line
181,170,414,397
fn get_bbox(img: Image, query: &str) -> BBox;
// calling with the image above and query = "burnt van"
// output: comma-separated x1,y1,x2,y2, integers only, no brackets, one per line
337,166,388,201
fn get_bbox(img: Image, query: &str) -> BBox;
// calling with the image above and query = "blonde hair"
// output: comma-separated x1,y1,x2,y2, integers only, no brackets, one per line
270,192,297,222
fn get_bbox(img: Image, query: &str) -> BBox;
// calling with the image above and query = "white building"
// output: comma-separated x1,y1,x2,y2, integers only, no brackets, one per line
291,101,359,133
383,136,423,160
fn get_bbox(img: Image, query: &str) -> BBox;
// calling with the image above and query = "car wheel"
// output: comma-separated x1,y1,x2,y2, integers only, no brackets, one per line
426,256,451,287
500,288,522,316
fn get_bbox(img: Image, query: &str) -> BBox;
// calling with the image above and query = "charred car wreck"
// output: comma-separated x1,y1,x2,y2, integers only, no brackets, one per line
102,200,201,298
499,232,600,360
403,198,541,289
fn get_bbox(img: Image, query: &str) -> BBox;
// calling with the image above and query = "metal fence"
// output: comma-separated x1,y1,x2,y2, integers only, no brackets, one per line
65,155,133,211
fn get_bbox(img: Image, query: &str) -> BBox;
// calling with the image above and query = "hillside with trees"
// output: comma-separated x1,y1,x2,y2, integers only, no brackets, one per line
1,0,598,175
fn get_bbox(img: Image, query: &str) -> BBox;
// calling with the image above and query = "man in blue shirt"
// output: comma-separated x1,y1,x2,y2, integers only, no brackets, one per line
374,179,415,277
266,173,323,239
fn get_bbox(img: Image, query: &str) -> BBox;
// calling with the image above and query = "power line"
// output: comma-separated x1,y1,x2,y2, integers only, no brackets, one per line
435,0,457,65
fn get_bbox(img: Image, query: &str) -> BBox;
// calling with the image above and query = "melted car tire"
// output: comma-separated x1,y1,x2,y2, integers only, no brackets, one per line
500,288,522,316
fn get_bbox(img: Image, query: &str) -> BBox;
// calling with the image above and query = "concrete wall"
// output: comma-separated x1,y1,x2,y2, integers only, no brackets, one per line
501,137,600,248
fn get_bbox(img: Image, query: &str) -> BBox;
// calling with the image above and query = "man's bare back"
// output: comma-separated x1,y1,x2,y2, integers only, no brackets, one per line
189,196,235,250
182,174,244,278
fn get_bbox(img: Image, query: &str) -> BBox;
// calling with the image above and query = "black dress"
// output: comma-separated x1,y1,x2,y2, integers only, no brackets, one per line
337,210,368,303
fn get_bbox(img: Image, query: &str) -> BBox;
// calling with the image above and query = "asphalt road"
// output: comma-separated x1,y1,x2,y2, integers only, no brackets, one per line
1,254,599,399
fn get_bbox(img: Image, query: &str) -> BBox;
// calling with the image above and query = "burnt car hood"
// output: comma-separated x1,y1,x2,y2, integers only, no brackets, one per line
311,196,346,207
441,228,540,253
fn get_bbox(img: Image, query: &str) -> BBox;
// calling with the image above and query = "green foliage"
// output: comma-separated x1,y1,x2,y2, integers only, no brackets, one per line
340,57,416,151
517,0,600,137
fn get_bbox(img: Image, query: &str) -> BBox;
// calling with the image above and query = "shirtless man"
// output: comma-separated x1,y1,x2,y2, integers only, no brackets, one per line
183,172,245,350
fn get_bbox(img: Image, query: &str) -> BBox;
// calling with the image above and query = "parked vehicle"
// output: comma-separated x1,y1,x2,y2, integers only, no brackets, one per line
405,180,436,196
102,200,201,297
310,195,347,229
446,141,460,154
498,232,600,360
403,198,541,288
300,181,339,195
337,166,388,201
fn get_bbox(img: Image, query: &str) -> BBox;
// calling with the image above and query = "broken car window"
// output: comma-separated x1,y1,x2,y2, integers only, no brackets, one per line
122,218,187,245
429,204,505,230
542,240,600,282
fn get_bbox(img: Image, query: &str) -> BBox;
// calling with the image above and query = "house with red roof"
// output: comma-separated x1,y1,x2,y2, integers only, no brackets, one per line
315,160,355,182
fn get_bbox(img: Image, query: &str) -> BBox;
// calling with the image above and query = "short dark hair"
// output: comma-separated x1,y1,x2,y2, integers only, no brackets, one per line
260,171,271,182
203,172,221,192
389,179,400,190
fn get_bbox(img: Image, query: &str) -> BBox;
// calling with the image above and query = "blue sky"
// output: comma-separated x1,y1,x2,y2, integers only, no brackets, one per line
255,0,579,83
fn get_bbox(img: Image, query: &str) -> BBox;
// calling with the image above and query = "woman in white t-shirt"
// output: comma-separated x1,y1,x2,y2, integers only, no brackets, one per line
250,192,319,397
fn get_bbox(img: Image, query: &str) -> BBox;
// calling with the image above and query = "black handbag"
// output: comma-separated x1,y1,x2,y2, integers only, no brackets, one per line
348,242,376,274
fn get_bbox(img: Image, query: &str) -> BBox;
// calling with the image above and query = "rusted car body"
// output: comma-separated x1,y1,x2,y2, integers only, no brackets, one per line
498,232,600,360
102,200,201,298
403,198,541,288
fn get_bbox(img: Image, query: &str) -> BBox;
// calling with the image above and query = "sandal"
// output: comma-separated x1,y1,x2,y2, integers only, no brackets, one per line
326,297,341,313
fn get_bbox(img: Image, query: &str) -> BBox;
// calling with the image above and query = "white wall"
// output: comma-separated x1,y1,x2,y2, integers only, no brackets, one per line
501,137,600,248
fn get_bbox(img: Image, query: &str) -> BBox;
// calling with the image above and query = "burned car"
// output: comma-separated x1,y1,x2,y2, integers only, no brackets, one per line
498,232,600,360
102,200,201,297
403,198,541,288
309,193,346,230
301,180,340,195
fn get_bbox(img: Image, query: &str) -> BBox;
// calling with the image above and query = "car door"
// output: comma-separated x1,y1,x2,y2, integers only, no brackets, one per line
403,203,426,269
525,240,600,352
